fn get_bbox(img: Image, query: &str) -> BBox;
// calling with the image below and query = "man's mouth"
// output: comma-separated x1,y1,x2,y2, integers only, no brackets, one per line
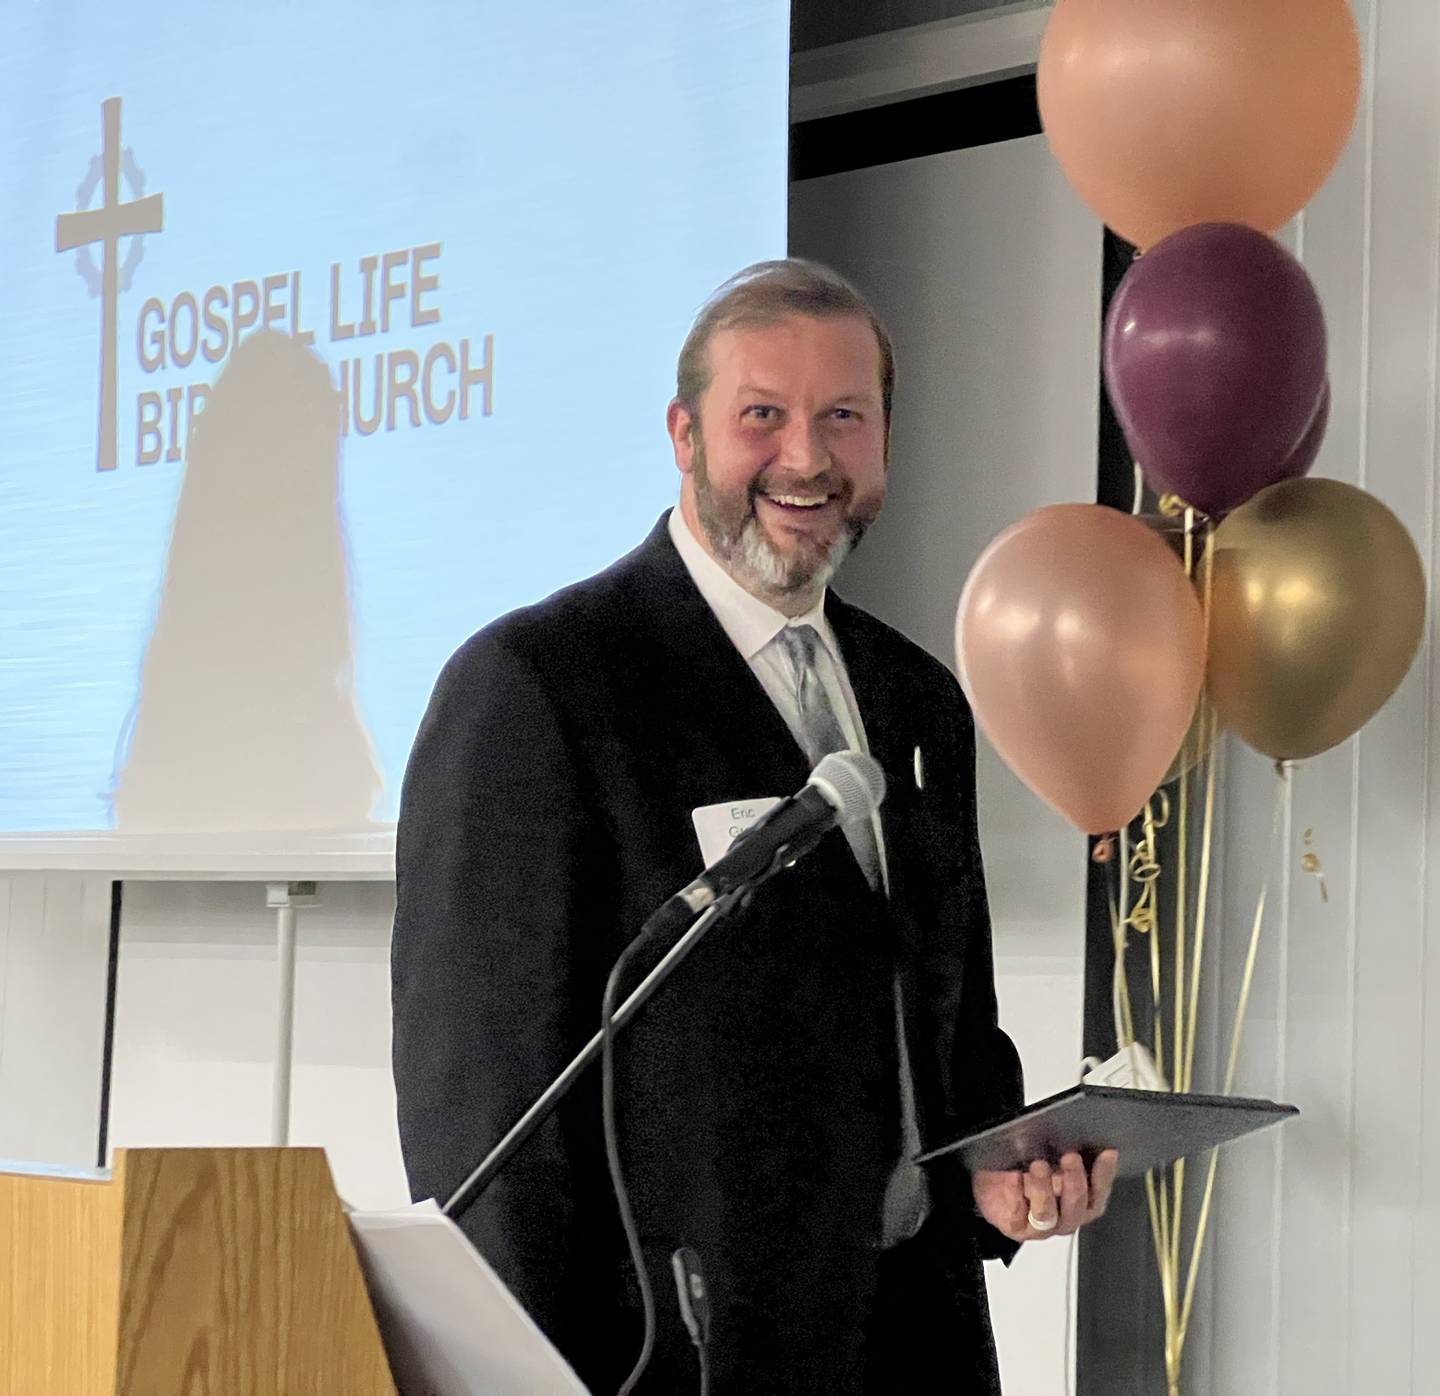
759,491,837,513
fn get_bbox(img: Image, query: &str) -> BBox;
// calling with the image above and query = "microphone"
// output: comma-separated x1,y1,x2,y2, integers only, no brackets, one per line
658,750,886,926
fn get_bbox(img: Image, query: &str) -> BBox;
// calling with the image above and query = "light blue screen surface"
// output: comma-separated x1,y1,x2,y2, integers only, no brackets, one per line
0,2,788,841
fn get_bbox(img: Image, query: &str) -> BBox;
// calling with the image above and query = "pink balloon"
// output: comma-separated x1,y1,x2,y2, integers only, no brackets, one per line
957,505,1205,835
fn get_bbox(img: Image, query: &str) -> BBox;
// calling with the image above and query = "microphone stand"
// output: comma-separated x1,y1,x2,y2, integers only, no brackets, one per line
443,883,750,1222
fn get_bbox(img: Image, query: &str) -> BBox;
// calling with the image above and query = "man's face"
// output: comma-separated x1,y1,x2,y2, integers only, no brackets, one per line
669,313,889,612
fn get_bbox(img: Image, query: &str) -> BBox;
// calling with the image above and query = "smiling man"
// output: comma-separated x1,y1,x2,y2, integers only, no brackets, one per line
392,260,1115,1395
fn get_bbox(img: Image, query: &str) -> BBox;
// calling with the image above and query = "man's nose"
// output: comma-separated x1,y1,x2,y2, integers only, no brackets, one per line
774,418,829,477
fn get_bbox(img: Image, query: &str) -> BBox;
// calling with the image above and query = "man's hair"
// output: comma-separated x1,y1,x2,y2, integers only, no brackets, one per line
675,259,895,428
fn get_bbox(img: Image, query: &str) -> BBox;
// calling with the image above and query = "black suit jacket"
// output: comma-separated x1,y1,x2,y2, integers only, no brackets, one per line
391,514,1023,1394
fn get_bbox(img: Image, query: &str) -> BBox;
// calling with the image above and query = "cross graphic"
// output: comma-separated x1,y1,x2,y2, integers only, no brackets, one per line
56,98,164,472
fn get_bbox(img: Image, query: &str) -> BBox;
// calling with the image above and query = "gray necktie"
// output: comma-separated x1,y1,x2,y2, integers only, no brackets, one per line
775,625,878,888
776,623,849,765
774,624,928,1244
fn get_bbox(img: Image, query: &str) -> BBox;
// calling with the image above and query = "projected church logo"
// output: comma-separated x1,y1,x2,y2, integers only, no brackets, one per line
55,97,164,473
54,100,492,474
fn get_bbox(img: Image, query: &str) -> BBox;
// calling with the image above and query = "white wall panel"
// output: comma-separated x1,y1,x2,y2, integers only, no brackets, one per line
0,875,113,1166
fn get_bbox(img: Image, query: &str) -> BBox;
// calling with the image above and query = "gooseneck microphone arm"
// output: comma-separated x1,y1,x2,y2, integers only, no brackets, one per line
442,887,745,1221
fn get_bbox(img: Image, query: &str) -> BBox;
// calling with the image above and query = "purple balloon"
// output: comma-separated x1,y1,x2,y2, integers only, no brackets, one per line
1279,378,1331,484
1104,223,1328,517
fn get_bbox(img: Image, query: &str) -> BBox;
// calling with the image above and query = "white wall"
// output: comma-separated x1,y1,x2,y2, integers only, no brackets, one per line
106,880,406,1210
1199,2,1440,1393
0,875,406,1210
791,129,1100,1395
0,875,112,1165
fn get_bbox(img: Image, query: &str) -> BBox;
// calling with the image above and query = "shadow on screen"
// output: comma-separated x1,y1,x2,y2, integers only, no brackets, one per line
112,330,382,831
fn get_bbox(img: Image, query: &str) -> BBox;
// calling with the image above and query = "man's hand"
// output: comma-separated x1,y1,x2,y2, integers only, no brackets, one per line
972,1150,1119,1243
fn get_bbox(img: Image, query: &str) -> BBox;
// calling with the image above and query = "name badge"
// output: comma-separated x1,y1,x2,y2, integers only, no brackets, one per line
690,797,781,869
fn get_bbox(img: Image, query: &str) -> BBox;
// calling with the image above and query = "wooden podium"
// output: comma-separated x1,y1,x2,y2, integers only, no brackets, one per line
0,1147,398,1396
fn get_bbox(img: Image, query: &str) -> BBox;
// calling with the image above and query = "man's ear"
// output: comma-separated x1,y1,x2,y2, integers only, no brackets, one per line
668,398,697,476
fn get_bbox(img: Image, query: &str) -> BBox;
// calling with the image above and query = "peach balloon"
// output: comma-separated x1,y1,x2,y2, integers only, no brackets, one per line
1038,0,1361,249
956,505,1205,835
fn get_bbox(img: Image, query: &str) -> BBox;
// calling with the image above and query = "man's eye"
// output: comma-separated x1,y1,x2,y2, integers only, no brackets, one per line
831,407,856,421
745,405,778,422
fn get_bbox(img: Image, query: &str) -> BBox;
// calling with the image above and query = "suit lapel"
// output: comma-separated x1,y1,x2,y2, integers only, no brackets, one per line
827,595,940,971
623,515,812,802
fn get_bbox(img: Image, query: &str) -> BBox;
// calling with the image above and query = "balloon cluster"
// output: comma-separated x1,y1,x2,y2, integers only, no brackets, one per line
955,0,1426,835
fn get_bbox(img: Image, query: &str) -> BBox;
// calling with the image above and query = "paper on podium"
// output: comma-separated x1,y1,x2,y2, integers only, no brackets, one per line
348,1199,591,1396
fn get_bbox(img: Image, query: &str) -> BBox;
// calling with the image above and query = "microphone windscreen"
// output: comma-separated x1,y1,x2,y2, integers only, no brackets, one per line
808,750,885,824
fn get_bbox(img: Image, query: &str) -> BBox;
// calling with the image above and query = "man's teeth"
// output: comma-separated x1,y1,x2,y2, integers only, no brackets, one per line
767,494,830,508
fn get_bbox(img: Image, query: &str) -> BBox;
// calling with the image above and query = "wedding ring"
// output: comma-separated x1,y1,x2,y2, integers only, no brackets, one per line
1027,1209,1058,1233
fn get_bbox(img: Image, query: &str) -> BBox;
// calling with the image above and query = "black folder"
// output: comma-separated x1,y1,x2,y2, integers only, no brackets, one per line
916,1084,1298,1179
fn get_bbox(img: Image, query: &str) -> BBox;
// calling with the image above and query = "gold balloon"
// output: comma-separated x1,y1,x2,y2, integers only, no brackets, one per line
1207,479,1426,761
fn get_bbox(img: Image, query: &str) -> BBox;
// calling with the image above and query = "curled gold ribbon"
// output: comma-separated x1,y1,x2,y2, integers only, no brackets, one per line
1123,792,1167,937
1302,827,1330,903
1157,492,1214,524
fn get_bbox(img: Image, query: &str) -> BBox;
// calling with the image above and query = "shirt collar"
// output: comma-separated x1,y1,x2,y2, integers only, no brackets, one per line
667,507,835,663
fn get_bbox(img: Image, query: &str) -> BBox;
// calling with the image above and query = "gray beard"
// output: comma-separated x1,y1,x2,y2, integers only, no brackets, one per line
721,512,853,608
692,440,864,611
